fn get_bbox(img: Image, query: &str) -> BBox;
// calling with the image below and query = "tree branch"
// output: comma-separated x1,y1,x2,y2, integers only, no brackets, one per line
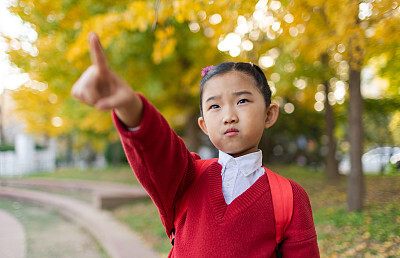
152,0,161,32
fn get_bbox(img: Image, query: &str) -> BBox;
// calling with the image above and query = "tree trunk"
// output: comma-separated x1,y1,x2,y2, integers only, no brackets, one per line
324,82,340,181
347,68,365,212
66,134,74,166
0,91,5,144
111,141,122,166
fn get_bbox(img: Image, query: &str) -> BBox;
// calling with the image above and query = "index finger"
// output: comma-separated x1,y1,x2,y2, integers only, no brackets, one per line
89,32,109,73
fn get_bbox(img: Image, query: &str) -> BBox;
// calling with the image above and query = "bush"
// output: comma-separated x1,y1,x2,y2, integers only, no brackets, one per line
104,141,128,165
0,144,15,152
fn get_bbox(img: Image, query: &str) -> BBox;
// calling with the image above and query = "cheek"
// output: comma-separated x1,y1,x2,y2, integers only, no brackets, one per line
207,121,219,135
202,116,219,135
247,113,267,132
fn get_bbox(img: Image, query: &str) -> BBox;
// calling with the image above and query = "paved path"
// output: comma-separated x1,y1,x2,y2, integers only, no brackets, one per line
0,186,159,258
0,178,149,209
0,209,26,258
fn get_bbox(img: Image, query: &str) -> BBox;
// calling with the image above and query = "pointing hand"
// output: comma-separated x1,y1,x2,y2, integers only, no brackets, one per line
71,32,143,127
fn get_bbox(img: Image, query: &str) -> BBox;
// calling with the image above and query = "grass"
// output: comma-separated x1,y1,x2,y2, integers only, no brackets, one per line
270,164,400,256
25,165,140,185
14,164,400,257
113,199,171,256
315,202,400,256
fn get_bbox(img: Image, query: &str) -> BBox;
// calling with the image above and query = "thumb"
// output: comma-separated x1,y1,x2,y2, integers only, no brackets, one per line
94,93,125,110
95,97,115,110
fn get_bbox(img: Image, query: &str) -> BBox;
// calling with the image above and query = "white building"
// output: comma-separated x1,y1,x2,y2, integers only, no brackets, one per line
0,90,56,176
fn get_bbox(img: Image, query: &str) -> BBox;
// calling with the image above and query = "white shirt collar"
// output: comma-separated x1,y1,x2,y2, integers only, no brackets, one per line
218,150,263,177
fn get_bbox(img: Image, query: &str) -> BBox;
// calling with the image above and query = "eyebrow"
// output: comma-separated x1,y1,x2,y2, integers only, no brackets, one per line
233,90,253,97
205,95,221,103
205,91,253,103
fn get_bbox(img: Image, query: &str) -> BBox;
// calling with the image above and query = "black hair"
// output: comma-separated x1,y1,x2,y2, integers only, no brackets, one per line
199,62,272,116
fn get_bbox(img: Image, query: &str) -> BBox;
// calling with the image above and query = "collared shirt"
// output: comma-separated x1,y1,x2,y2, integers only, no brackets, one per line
127,123,264,205
218,150,265,205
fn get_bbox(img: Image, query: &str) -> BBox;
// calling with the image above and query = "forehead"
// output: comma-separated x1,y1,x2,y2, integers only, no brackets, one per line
202,71,258,97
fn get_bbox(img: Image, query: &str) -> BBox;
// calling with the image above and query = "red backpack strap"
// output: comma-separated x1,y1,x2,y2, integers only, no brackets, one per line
263,167,293,245
170,158,218,245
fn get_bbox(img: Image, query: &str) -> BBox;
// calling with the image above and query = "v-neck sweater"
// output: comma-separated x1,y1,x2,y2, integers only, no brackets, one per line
218,150,265,204
113,95,319,257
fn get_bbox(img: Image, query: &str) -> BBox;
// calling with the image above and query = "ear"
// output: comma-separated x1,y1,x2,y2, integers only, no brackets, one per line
264,103,279,129
198,116,209,135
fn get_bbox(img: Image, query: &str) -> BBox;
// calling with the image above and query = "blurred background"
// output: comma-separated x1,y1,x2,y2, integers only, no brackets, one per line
0,0,399,257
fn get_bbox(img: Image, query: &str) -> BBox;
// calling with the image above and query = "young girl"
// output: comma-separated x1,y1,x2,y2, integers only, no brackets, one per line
72,33,320,257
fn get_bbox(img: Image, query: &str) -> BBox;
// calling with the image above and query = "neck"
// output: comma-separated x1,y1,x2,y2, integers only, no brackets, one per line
219,149,262,159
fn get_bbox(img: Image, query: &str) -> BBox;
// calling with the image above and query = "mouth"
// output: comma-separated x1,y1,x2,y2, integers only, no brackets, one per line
224,127,239,136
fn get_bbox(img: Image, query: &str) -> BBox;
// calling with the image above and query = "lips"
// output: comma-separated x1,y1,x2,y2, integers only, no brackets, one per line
224,127,239,136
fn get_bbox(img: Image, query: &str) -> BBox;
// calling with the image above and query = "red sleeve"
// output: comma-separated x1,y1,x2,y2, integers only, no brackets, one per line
280,180,320,257
112,94,200,235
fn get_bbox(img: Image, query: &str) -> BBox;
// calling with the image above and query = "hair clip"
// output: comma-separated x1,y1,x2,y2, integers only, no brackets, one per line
249,62,254,67
201,65,215,76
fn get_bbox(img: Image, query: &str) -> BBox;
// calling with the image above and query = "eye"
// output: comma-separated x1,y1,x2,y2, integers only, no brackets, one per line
209,104,220,110
238,99,249,105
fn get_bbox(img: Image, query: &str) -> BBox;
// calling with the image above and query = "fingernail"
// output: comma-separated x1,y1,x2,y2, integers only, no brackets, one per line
88,32,96,42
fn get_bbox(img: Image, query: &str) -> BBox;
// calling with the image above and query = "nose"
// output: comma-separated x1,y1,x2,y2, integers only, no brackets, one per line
223,107,238,124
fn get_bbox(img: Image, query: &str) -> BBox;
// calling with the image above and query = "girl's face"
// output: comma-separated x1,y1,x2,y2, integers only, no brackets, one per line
198,71,279,157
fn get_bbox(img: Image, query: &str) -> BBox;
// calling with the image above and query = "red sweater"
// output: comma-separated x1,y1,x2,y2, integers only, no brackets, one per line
113,95,319,257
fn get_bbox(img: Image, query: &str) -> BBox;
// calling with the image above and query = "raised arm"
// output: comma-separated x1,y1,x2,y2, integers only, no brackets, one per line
71,33,198,235
71,32,143,128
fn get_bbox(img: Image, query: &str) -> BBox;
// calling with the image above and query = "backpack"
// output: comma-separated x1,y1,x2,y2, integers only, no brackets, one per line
169,158,293,256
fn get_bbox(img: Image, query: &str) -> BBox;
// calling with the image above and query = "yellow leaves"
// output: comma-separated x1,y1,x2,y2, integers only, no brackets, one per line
127,1,148,14
170,1,204,23
18,0,61,17
281,0,369,70
66,13,123,63
65,0,250,66
125,1,154,31
338,192,346,201
284,0,400,74
36,34,57,56
362,232,371,239
389,111,400,145
303,0,325,7
373,12,400,46
11,85,70,137
152,26,177,64
324,0,358,37
78,110,113,134
346,27,367,70
67,1,156,64
162,104,189,129
60,5,88,30
10,0,286,148
182,67,202,96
